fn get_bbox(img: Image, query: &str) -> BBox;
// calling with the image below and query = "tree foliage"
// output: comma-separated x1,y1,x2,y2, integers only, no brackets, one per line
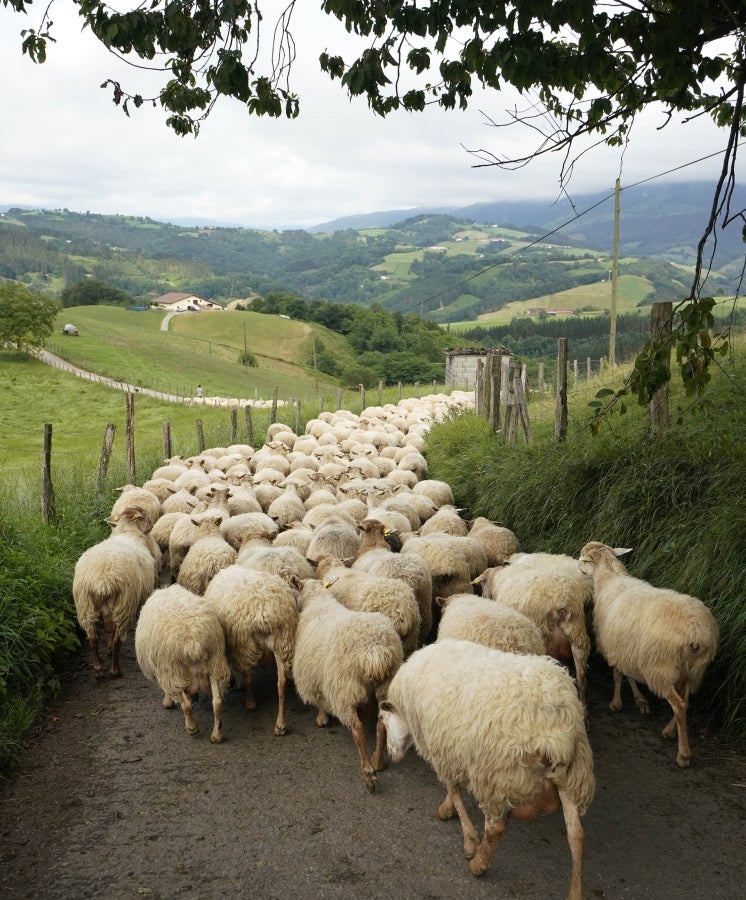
0,282,61,351
59,279,135,308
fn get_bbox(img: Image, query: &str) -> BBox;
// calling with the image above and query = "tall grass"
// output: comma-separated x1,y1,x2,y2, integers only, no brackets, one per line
425,353,746,743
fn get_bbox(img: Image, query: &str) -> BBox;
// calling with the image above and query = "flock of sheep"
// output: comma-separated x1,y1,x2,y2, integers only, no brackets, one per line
71,390,719,900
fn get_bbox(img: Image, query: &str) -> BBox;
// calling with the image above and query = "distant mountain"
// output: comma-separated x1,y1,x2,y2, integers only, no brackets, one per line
311,181,746,266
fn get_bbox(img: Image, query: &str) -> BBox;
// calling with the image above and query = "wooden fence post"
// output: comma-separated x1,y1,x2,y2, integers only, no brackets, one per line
397,382,402,402
244,405,254,446
125,392,136,483
378,380,384,404
96,423,117,492
650,301,673,435
475,359,485,417
359,384,366,410
556,338,568,442
161,422,171,462
538,362,546,393
336,387,343,410
270,387,278,425
41,423,55,524
295,399,302,434
195,419,205,452
586,357,592,379
415,381,421,398
487,352,502,431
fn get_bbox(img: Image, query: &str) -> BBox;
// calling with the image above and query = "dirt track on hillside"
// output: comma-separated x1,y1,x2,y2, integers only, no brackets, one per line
0,639,744,900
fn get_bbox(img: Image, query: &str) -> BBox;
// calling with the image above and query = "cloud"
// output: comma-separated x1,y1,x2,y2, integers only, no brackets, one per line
0,3,738,230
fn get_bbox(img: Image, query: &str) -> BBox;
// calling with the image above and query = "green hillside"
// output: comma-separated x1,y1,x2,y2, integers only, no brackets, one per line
50,306,353,401
0,206,727,325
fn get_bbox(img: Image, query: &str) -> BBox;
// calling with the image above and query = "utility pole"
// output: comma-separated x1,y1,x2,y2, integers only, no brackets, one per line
609,177,621,368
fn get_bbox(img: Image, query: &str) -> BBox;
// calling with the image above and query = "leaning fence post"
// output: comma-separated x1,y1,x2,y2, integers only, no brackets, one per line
125,393,136,483
244,405,254,446
230,408,238,442
295,399,302,434
41,423,55,524
195,419,205,452
270,387,279,425
556,338,568,442
97,423,117,491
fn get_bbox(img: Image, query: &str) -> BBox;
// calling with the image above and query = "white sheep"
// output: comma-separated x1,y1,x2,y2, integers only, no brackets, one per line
135,584,231,743
293,579,404,793
475,556,593,713
578,541,719,768
436,593,545,656
467,517,520,566
305,515,361,564
110,483,162,530
379,639,594,899
354,518,433,643
175,514,238,595
203,565,300,736
316,556,421,657
72,507,158,679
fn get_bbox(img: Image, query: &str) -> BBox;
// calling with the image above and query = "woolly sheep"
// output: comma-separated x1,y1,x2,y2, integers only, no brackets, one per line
176,514,238,595
135,584,231,743
305,515,361,564
110,484,162,531
578,541,719,768
220,512,279,550
203,566,300,735
436,593,545,656
267,484,307,529
379,639,594,899
73,507,159,679
412,479,455,508
160,488,200,515
238,542,316,582
293,579,404,793
272,523,314,555
467,518,521,566
354,518,433,642
418,504,469,537
474,558,592,713
316,556,421,657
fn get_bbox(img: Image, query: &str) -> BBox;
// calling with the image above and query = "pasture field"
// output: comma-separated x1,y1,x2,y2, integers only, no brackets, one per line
50,306,352,401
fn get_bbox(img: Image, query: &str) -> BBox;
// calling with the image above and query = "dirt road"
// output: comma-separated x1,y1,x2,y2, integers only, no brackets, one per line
1,642,743,900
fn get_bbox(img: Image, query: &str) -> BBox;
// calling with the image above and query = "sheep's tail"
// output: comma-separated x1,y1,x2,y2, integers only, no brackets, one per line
361,635,403,686
562,723,596,815
685,611,720,692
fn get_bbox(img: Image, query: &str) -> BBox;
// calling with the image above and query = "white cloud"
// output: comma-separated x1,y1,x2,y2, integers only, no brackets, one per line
0,3,738,230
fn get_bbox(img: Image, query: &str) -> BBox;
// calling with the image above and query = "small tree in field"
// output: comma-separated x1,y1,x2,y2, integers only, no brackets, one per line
0,283,61,352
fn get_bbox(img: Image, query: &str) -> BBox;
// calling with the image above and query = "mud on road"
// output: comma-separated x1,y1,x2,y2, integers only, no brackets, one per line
1,643,744,900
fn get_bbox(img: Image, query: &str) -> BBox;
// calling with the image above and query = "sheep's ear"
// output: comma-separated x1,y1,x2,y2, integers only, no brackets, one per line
435,595,450,609
613,547,633,557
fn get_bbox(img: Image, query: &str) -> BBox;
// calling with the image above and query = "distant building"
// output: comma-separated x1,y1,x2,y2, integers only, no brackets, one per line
444,347,511,389
153,292,222,311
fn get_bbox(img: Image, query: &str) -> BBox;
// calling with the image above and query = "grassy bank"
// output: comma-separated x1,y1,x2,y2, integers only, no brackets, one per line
424,353,746,743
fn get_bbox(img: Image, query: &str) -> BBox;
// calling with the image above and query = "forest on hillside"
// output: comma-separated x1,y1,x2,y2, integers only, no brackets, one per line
0,207,731,321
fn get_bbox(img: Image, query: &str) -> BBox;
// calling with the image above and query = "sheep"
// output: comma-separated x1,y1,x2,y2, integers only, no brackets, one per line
436,593,545,656
578,541,719,768
220,511,279,551
466,517,521,566
176,514,238,595
203,566,300,736
379,639,594,899
238,542,316,582
135,584,231,743
316,556,421,657
305,515,361,565
354,518,434,643
267,484,307,529
412,479,455,508
293,579,404,793
110,483,162,530
73,507,159,679
160,488,200,515
474,558,592,714
418,504,469,537
272,522,314,555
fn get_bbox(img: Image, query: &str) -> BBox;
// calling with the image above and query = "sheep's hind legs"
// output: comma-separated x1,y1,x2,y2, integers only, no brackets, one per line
663,681,691,768
208,675,224,743
468,813,506,876
439,782,479,860
273,654,288,736
559,788,586,900
86,626,104,680
179,690,200,736
350,710,377,793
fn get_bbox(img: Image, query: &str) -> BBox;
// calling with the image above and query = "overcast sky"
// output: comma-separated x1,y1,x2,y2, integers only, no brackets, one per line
0,3,737,230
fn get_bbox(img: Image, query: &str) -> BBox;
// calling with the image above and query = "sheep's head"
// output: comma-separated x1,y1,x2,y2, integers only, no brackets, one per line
378,700,414,763
578,542,632,576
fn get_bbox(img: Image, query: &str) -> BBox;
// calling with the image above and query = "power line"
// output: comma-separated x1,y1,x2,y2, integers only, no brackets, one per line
407,149,730,314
